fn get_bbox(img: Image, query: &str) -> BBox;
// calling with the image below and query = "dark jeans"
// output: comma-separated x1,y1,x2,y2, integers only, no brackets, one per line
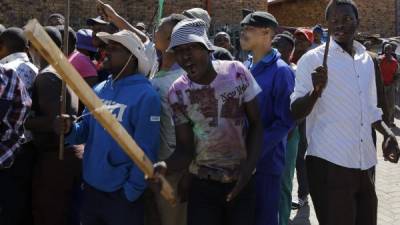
306,156,377,225
81,184,144,225
296,121,309,199
188,176,256,225
0,142,36,225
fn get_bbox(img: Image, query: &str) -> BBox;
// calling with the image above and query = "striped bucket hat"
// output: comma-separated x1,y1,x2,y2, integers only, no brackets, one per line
166,19,214,53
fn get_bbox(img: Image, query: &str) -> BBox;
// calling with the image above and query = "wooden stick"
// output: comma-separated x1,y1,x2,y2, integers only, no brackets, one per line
322,33,331,68
323,0,338,67
316,0,337,96
59,0,70,161
24,19,176,205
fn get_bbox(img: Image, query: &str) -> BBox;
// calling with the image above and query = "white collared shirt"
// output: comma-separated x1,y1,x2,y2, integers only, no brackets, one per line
0,52,38,91
1,52,38,143
291,39,383,170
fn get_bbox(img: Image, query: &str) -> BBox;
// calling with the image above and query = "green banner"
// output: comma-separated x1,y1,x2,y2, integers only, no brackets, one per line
157,0,165,25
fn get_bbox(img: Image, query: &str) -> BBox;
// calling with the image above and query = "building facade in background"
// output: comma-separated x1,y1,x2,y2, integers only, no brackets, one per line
268,0,398,37
0,0,267,33
0,0,398,37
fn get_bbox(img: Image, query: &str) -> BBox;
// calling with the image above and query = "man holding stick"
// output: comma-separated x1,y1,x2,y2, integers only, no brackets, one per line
25,26,81,225
291,1,400,225
55,29,160,225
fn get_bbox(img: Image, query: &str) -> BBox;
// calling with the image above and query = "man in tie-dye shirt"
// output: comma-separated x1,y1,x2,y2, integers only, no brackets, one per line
153,19,263,225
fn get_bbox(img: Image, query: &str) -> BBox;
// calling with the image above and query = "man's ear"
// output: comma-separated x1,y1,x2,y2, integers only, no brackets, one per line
355,18,360,28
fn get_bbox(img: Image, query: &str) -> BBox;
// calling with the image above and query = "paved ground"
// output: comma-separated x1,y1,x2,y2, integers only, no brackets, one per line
288,119,400,225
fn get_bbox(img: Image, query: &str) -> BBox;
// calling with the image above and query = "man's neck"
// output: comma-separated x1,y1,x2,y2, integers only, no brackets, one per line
337,39,354,56
292,50,306,62
253,46,272,65
112,69,136,81
384,54,393,60
160,52,176,71
196,63,217,85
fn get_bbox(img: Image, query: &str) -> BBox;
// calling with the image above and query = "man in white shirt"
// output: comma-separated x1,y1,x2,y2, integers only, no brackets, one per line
290,1,400,225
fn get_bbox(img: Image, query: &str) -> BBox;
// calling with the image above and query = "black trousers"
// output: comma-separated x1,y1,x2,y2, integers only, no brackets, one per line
187,176,256,225
306,156,377,225
0,142,36,225
81,184,144,225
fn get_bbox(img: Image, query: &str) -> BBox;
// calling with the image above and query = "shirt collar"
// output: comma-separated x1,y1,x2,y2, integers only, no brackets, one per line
329,37,366,57
153,63,182,78
0,52,30,64
248,48,278,69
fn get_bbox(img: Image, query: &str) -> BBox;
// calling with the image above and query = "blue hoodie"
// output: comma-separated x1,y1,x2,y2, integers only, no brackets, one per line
245,49,295,175
66,74,160,202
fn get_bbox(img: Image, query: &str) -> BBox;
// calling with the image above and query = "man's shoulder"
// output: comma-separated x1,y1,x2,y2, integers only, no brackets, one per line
273,58,295,76
214,60,247,74
0,65,17,84
169,74,190,91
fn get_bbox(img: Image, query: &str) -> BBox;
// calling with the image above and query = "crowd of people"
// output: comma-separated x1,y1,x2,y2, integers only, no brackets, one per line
1,0,400,225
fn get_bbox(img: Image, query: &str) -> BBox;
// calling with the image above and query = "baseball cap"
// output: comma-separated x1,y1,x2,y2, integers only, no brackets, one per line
96,30,153,76
313,24,324,34
135,22,146,30
274,32,295,46
166,19,215,53
183,8,211,29
294,28,314,44
241,11,278,28
76,29,97,53
48,13,65,21
215,32,231,42
87,16,109,26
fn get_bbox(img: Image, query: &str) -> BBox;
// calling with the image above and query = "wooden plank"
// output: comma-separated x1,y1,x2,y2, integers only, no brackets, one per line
24,19,176,205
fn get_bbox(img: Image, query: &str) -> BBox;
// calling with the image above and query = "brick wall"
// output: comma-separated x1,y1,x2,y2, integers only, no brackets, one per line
0,0,267,31
268,0,397,37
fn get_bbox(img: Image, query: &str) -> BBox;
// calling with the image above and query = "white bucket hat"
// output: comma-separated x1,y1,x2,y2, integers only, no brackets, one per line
96,30,155,76
183,8,211,29
166,19,214,53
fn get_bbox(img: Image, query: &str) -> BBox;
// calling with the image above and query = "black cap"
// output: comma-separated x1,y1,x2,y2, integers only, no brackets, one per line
87,16,109,26
240,11,278,28
274,32,295,46
242,9,254,19
45,26,62,48
313,24,323,33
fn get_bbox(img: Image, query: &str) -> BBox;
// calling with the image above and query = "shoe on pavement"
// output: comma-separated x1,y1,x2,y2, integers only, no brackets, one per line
291,197,308,210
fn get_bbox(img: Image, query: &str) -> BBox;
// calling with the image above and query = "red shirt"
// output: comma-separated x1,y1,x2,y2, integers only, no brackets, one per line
380,55,398,85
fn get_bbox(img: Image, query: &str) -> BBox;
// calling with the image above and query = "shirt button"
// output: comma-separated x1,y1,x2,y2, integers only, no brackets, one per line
361,139,364,142
361,123,364,126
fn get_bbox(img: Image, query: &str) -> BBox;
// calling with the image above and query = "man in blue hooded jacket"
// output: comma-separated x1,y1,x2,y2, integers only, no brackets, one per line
55,30,161,225
240,11,295,225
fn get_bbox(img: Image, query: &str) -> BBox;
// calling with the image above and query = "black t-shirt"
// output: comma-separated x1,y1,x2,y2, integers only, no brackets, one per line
31,68,78,151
